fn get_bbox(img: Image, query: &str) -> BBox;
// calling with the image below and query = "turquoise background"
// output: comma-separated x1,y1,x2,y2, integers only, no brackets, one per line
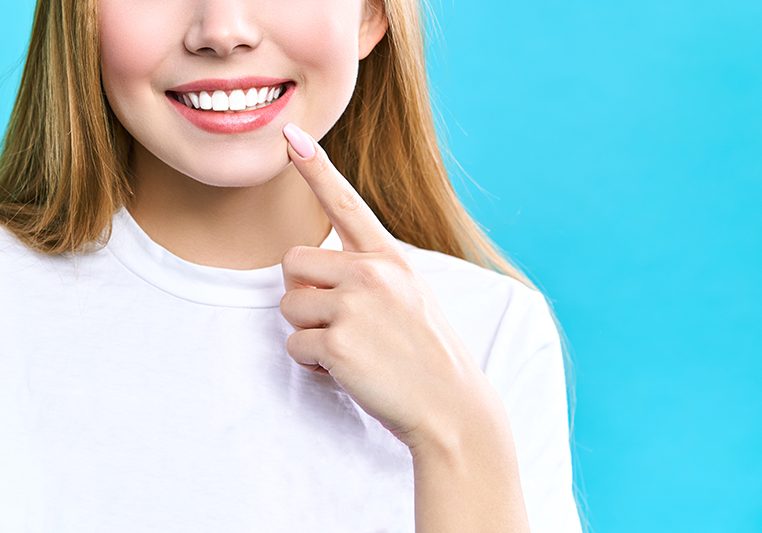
2,1,760,532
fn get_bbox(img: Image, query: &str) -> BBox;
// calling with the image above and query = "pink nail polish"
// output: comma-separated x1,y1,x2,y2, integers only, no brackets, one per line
283,122,316,159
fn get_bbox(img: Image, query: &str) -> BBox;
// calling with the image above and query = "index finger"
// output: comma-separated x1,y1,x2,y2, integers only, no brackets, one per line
283,122,400,254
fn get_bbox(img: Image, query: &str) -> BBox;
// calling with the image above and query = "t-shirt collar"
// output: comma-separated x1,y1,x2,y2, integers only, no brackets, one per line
105,205,342,309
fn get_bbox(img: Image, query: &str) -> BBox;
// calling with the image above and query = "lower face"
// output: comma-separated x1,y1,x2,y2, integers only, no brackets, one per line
98,0,364,188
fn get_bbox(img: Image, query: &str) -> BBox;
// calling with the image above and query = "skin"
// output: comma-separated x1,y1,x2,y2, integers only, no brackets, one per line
281,126,531,531
98,0,503,450
98,0,388,269
278,124,504,449
101,1,530,527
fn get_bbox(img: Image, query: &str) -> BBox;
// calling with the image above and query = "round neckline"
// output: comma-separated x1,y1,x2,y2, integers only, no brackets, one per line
105,205,343,308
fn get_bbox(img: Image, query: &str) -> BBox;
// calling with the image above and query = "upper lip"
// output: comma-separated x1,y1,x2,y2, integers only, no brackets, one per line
167,76,293,94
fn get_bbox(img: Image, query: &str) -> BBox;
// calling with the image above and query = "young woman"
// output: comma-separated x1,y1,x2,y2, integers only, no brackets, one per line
0,0,584,531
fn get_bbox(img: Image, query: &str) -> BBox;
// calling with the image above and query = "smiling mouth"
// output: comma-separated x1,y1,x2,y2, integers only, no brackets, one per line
166,81,295,113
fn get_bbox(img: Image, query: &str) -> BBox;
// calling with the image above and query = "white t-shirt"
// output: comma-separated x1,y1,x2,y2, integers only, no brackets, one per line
0,206,582,533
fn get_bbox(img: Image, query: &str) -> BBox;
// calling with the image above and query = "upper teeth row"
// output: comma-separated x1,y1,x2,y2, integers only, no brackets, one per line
177,85,284,111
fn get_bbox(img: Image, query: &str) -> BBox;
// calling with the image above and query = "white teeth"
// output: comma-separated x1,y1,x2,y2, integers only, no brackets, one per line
211,90,229,111
257,87,268,104
228,89,247,111
245,88,258,107
199,91,212,110
175,84,287,112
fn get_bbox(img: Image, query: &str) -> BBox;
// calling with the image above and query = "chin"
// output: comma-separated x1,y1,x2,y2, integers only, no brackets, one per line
185,161,289,189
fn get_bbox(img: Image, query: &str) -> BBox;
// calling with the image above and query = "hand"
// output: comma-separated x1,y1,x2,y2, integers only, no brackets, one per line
278,122,501,453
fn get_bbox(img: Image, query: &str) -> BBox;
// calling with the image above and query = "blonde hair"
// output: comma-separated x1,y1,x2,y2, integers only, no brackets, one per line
0,0,585,526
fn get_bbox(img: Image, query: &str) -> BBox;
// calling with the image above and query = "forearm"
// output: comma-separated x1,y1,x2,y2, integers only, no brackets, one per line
410,401,530,533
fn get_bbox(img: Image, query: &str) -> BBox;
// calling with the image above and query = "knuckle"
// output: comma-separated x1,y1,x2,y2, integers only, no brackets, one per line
279,291,295,316
406,266,432,308
279,290,292,308
324,328,349,360
404,285,428,313
313,153,333,179
282,245,306,268
336,188,361,214
386,250,413,273
285,331,299,355
334,290,357,318
352,260,387,289
396,253,415,273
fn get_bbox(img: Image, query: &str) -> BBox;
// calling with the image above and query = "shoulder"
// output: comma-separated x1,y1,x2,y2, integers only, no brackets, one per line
395,237,548,315
394,238,555,370
0,222,49,264
0,223,79,283
0,224,45,315
0,223,38,268
396,238,530,293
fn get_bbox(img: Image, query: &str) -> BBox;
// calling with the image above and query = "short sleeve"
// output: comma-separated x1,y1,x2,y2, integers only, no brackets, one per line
483,284,582,533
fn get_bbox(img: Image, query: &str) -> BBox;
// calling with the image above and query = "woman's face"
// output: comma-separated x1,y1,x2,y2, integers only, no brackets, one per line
99,0,387,187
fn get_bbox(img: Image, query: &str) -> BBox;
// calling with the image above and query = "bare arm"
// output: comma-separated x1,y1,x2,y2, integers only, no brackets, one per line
410,398,531,533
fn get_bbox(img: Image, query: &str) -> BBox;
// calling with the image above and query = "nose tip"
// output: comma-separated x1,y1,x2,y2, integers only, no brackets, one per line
194,42,253,58
184,9,262,58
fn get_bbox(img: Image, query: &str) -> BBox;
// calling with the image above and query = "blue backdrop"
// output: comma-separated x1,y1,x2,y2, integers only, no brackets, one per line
2,2,760,532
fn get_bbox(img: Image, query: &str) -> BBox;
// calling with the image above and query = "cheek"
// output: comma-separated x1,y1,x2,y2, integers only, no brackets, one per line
277,9,358,67
271,2,361,125
99,1,176,97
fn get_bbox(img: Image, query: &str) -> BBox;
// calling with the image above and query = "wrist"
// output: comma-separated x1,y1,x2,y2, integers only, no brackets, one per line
408,397,529,532
409,391,513,465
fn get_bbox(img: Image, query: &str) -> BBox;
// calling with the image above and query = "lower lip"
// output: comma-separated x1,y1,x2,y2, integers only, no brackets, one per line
166,83,296,134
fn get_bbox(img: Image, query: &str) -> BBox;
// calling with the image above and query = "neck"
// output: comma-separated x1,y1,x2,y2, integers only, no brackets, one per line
125,142,332,270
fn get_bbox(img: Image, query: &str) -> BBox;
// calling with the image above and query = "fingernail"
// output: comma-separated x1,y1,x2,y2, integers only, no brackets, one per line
283,122,316,159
